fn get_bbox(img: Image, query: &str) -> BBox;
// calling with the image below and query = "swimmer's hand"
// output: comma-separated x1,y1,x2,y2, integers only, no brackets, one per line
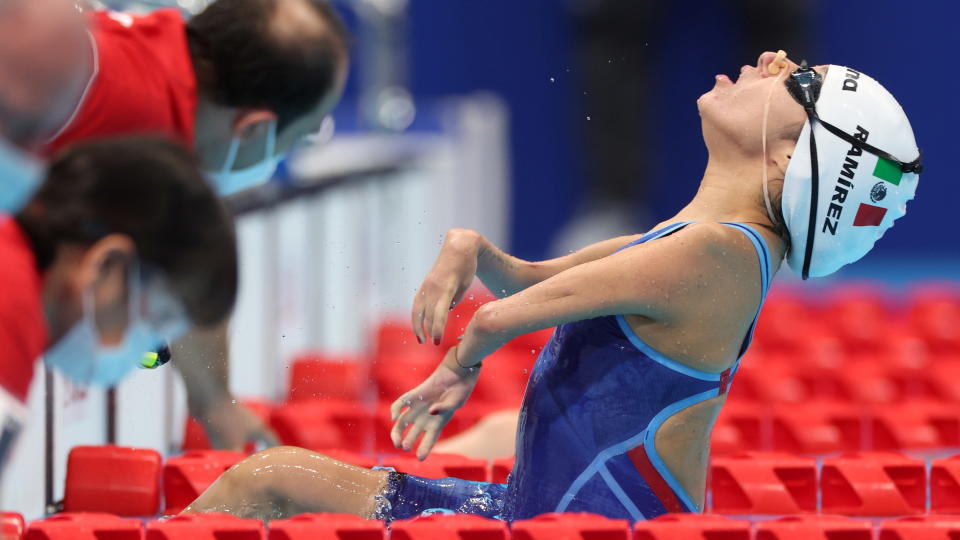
390,346,481,460
412,229,481,346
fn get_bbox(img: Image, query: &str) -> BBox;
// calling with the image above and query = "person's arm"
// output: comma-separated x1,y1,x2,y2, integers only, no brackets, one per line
394,224,732,459
411,228,642,344
171,322,279,451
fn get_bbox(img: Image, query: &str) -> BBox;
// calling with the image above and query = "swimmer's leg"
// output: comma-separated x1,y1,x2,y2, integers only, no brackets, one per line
434,408,519,459
182,446,391,521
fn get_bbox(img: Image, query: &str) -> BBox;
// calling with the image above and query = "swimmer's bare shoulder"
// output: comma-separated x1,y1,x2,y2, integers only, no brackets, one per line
604,222,763,323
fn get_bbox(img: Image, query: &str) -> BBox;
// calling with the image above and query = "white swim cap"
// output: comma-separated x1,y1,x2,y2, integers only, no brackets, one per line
781,64,922,279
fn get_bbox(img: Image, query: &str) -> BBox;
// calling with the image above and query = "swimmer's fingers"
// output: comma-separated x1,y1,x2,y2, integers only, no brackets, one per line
391,406,413,448
411,290,427,345
429,288,455,345
416,422,444,461
401,414,431,453
390,392,419,422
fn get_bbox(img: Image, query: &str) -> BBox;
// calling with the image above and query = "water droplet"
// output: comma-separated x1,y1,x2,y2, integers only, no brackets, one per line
549,77,555,83
586,116,591,121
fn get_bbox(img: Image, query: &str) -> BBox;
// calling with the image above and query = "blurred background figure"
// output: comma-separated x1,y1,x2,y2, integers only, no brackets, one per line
0,0,91,212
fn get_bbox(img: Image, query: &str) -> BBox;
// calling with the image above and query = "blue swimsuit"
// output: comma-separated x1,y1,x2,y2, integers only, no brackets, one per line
381,222,772,522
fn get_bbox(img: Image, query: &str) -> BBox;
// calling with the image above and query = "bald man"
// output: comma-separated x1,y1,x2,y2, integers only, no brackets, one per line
0,0,91,211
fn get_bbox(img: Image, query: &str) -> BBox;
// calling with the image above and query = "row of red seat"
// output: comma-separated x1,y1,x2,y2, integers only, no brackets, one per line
58,445,960,518
182,395,960,457
63,446,514,516
712,399,960,454
14,511,960,539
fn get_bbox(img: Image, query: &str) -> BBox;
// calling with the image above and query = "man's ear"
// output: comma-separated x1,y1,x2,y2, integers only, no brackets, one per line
76,234,136,296
231,109,278,140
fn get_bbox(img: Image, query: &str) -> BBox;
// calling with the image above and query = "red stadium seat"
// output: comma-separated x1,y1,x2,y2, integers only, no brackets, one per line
511,513,630,540
380,454,489,482
820,452,925,516
144,513,264,540
183,400,274,452
25,513,142,540
908,284,960,356
269,401,354,452
490,457,514,483
878,515,960,540
930,454,960,513
1,513,24,540
769,402,851,454
709,452,817,514
869,401,958,450
266,513,385,540
390,513,507,540
287,354,368,402
163,450,247,514
754,515,873,540
823,283,895,357
375,321,431,359
633,513,750,540
439,287,498,350
63,445,162,516
372,354,438,404
752,288,822,353
771,401,862,454
470,349,534,407
710,415,746,455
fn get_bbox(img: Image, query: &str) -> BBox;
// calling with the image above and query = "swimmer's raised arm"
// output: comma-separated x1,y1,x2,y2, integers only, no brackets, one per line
412,228,641,345
396,224,747,459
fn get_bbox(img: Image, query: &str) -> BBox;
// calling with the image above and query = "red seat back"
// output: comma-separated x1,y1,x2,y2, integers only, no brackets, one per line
820,452,926,516
63,445,162,516
511,513,631,540
390,513,507,540
754,515,873,540
1,512,24,540
266,513,385,540
163,450,248,514
878,515,960,540
25,513,142,540
709,452,817,514
633,513,750,540
144,513,263,540
288,354,368,402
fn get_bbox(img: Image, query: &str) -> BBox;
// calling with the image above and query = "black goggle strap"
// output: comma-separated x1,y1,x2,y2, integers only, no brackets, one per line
801,109,819,281
809,113,923,174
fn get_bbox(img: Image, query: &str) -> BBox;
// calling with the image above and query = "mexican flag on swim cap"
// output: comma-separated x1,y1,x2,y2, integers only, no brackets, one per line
781,65,921,278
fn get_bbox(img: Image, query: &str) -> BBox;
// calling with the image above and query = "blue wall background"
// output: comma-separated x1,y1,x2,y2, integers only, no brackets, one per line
404,0,958,265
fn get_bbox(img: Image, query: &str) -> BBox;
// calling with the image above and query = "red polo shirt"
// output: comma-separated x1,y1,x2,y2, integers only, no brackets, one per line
44,9,198,156
0,217,47,403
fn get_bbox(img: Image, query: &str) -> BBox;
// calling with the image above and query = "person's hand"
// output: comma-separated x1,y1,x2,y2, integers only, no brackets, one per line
412,229,481,345
390,346,481,460
202,399,281,452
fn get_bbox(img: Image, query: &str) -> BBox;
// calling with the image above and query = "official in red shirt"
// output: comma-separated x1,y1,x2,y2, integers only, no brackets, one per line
40,0,349,451
0,137,238,473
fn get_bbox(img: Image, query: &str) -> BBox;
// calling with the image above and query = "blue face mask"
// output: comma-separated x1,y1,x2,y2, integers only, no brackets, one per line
208,120,282,196
43,265,188,388
0,140,42,212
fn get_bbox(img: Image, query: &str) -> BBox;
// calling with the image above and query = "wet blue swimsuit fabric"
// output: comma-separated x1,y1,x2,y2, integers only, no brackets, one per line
381,222,772,522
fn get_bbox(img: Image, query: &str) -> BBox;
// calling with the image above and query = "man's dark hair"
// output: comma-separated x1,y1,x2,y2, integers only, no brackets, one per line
16,136,238,327
187,0,349,130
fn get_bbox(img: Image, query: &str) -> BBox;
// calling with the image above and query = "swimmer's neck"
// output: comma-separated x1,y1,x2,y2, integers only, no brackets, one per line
668,156,775,228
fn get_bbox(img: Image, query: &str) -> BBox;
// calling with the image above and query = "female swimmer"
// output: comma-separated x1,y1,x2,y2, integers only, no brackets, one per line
184,51,921,521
